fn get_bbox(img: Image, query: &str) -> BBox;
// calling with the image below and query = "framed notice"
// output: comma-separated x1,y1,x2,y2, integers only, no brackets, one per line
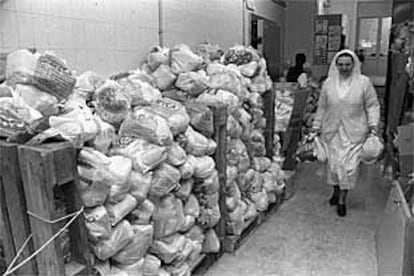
314,14,342,65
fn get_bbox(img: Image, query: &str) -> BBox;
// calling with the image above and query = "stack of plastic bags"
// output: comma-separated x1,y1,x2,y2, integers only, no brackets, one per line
302,84,320,135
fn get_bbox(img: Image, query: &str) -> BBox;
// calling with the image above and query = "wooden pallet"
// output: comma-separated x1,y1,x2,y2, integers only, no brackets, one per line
223,213,261,254
190,252,224,276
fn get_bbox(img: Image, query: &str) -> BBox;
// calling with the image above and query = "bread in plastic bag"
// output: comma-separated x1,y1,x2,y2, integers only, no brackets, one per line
93,220,134,260
238,169,255,192
184,102,214,138
78,146,111,168
152,194,185,239
129,170,153,204
84,206,112,243
147,98,190,135
14,84,58,116
225,196,239,212
89,116,116,154
209,71,244,98
6,49,38,81
184,226,205,244
197,202,220,228
150,163,181,198
119,77,161,107
178,158,195,180
106,194,138,226
94,80,130,126
147,46,170,71
262,171,278,193
193,170,219,195
113,258,145,276
179,215,196,233
49,100,99,148
73,71,104,101
175,71,209,97
249,171,264,193
243,198,258,221
239,61,258,77
167,142,188,167
112,225,154,265
175,178,194,201
143,254,162,276
184,126,211,156
253,157,272,173
192,155,216,179
226,166,238,186
227,199,247,235
78,166,111,207
184,194,200,218
227,115,242,139
150,234,186,264
170,44,204,74
111,137,168,173
120,108,173,146
187,240,203,265
249,189,269,212
152,64,176,90
194,43,224,63
196,89,240,113
206,63,226,75
202,229,220,253
127,199,155,225
107,156,133,203
226,180,242,201
164,262,190,276
161,89,191,104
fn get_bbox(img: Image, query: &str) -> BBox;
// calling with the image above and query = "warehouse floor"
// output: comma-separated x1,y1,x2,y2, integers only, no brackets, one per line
205,162,391,276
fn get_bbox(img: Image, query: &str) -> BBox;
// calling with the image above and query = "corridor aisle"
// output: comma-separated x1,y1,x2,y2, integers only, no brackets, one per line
205,162,390,276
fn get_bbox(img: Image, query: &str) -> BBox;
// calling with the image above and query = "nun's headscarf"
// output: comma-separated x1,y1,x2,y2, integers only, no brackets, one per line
326,49,361,97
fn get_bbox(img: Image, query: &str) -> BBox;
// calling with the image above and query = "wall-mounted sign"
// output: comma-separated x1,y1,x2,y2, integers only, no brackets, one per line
314,14,342,65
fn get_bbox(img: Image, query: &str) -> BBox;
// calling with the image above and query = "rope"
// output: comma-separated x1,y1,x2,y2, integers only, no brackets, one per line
2,207,84,276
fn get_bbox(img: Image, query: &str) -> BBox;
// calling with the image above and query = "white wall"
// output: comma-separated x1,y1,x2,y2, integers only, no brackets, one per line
0,0,246,77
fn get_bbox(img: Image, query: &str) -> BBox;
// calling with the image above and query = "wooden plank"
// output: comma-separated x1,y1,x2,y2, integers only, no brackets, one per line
18,146,65,276
262,88,276,159
211,105,228,249
58,145,94,272
224,214,260,254
0,142,37,275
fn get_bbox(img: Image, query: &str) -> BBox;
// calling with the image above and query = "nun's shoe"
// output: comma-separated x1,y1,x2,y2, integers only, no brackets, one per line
337,204,347,217
329,194,339,206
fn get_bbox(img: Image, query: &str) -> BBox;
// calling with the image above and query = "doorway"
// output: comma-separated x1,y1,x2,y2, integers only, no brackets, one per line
356,16,392,86
250,14,281,81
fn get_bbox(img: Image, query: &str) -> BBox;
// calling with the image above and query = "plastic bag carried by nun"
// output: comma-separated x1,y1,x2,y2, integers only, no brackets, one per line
150,234,186,264
127,199,155,225
185,102,214,138
147,98,190,135
111,137,168,173
112,225,154,265
152,64,176,90
106,194,138,226
175,71,209,97
93,220,134,260
202,229,220,253
170,44,204,74
361,134,383,164
143,254,162,276
184,126,216,156
150,163,181,198
152,194,185,239
120,108,173,146
84,206,112,243
94,80,131,126
167,142,188,167
192,155,216,179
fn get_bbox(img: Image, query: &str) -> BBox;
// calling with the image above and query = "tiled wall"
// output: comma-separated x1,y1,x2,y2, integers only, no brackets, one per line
0,0,246,76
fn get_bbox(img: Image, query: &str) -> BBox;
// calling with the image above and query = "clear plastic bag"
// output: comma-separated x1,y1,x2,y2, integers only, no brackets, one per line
84,206,112,243
106,194,138,226
127,199,155,225
150,234,186,264
175,71,209,97
152,195,185,239
150,163,181,198
112,225,154,265
129,170,153,204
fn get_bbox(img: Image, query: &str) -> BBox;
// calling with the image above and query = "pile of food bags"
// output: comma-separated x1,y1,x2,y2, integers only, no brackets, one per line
141,43,285,238
302,84,320,135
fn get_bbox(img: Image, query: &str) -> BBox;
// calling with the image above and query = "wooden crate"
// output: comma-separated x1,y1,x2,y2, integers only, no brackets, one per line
0,141,37,275
17,142,93,276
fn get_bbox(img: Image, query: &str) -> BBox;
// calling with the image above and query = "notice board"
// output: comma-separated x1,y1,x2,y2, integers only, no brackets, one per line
314,14,342,65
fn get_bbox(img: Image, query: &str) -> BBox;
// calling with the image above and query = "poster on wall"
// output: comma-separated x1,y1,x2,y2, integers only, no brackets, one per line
314,14,342,65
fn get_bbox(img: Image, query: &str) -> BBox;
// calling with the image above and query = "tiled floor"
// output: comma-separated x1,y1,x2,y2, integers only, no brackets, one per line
205,162,391,276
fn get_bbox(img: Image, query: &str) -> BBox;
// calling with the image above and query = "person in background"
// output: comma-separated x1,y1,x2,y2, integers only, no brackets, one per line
311,49,380,217
286,53,307,82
